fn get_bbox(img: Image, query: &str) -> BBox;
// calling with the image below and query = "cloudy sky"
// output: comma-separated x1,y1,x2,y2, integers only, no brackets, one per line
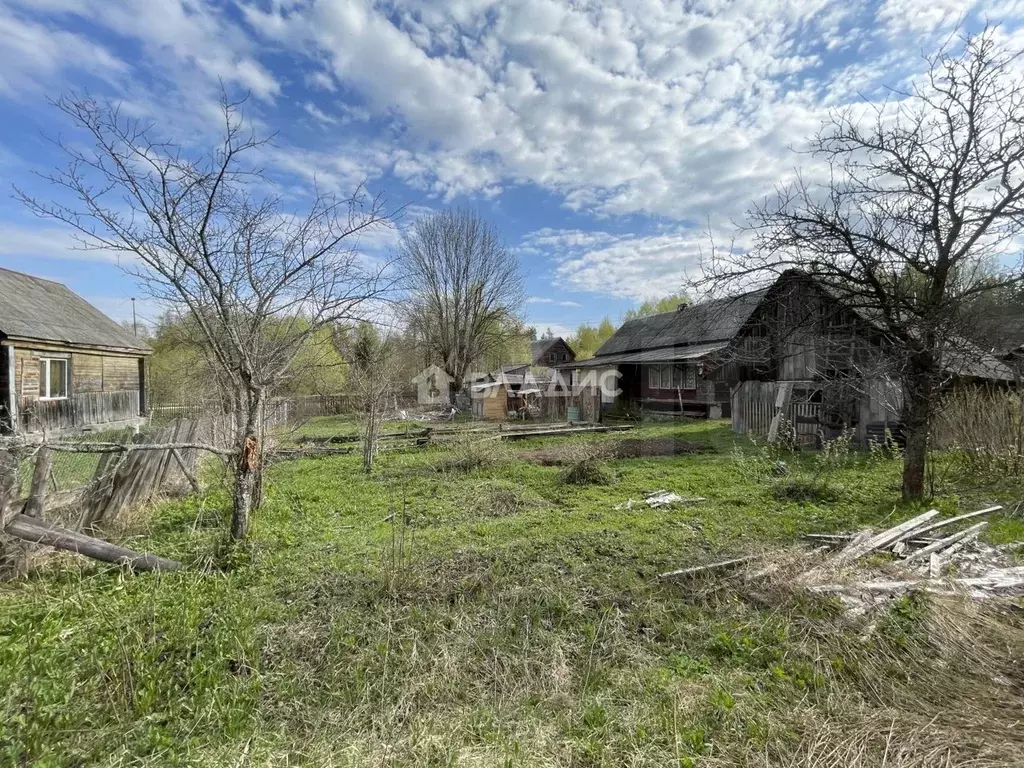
0,0,1016,337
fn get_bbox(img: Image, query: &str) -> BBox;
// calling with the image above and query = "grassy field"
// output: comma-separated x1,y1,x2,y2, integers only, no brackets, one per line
2,419,1024,767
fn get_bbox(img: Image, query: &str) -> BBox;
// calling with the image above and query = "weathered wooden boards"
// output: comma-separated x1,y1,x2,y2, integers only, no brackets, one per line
496,424,633,440
657,506,1019,606
80,420,201,529
833,509,941,563
0,432,190,572
830,506,1002,565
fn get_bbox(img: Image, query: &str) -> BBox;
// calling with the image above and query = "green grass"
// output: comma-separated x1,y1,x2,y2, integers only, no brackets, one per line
2,420,1024,767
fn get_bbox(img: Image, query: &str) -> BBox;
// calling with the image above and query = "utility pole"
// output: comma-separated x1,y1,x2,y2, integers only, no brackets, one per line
131,297,137,337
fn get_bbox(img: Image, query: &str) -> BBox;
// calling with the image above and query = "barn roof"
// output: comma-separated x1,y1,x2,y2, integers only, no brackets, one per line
0,267,151,353
591,289,768,360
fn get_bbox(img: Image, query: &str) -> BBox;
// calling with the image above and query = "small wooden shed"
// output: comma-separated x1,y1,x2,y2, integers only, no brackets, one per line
0,268,152,435
471,381,511,421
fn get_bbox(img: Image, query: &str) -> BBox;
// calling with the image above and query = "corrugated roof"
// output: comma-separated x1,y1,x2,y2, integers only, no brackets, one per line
0,267,151,352
566,342,729,369
593,290,767,358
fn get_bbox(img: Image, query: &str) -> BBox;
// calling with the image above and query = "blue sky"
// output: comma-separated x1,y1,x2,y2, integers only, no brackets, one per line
0,0,1017,338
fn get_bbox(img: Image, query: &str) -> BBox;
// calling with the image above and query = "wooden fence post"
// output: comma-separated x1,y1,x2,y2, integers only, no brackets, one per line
23,447,53,518
0,449,21,570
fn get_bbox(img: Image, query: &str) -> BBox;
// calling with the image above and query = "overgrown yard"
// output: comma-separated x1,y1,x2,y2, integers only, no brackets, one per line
3,420,1024,767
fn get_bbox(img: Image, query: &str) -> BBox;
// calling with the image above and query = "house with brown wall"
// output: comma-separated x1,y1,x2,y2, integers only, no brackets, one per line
0,268,151,435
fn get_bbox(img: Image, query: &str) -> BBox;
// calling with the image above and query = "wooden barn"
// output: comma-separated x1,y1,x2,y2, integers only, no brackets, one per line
718,271,1015,445
565,270,1016,444
470,366,544,421
0,268,152,435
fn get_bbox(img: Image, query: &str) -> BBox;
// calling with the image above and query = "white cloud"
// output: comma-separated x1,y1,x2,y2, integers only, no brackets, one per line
526,296,582,307
524,228,707,301
0,10,128,96
530,322,575,340
0,222,128,264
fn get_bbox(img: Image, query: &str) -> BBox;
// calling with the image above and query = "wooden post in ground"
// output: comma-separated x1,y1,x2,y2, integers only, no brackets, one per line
0,449,19,570
23,447,53,518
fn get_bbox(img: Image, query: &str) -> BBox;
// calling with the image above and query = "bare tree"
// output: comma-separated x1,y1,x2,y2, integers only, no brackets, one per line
697,29,1024,500
17,95,391,539
399,208,524,398
334,322,398,474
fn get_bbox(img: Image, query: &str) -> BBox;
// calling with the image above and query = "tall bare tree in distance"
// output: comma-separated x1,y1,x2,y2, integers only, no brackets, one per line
399,208,525,398
697,28,1024,500
18,95,391,540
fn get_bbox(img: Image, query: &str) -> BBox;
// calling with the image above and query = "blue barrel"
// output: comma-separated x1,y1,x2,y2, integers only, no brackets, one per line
567,406,580,422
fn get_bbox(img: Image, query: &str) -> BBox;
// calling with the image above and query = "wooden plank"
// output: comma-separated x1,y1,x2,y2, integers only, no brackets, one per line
658,555,761,580
905,506,1002,539
834,509,940,563
170,449,201,494
904,522,988,563
496,425,633,440
5,514,180,572
767,382,793,443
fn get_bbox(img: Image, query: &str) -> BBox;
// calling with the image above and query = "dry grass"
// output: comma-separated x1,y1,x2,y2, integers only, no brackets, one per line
556,439,614,486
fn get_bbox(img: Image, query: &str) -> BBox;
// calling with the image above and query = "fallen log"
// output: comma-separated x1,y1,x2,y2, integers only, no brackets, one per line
834,509,940,564
4,514,181,572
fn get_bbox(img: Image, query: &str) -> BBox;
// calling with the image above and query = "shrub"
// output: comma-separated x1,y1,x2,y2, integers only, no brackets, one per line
934,386,1024,480
435,435,512,473
556,440,613,486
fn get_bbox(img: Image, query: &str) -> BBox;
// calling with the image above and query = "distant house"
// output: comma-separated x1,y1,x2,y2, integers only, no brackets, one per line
531,337,576,367
564,271,1016,443
563,292,764,418
0,268,152,435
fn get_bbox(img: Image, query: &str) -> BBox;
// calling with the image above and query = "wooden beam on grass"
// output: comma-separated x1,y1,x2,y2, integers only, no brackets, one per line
658,554,762,580
904,506,1002,539
904,522,988,563
833,509,940,564
4,514,181,572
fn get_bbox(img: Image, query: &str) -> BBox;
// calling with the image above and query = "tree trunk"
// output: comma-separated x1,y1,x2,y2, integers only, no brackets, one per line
900,358,937,501
231,389,263,541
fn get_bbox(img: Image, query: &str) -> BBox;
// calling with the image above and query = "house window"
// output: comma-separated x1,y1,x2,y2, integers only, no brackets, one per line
648,364,661,389
649,363,699,390
39,358,69,399
684,364,697,389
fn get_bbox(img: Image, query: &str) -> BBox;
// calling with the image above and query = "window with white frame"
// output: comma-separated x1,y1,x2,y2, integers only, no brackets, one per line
648,363,698,390
39,358,69,399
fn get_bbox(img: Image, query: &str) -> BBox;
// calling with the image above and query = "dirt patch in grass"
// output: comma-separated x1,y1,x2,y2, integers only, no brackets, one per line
522,437,712,465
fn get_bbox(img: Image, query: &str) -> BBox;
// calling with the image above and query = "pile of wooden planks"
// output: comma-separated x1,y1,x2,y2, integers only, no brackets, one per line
658,505,1024,607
